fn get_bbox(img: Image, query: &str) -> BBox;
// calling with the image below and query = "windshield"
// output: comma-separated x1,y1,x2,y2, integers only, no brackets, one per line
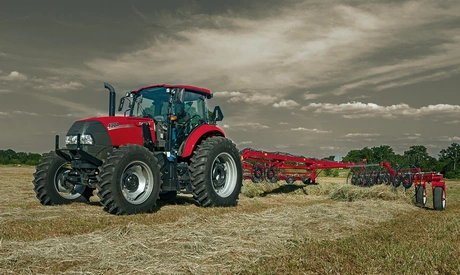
131,87,170,121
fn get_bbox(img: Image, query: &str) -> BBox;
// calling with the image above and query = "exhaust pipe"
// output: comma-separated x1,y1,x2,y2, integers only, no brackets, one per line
104,83,116,116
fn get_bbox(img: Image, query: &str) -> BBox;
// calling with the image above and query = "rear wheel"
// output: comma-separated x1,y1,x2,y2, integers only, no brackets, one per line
97,144,161,215
190,137,243,207
415,185,426,207
33,151,93,205
433,187,446,211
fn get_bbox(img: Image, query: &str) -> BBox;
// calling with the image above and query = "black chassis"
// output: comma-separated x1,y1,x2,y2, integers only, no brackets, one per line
53,132,191,194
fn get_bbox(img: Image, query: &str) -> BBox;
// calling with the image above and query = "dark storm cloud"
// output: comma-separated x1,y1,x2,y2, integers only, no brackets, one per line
0,0,459,158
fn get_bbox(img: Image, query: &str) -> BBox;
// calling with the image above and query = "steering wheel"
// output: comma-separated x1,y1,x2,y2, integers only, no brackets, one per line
182,114,202,127
142,110,153,118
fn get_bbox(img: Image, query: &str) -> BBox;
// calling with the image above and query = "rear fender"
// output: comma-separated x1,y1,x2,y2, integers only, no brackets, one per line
179,124,225,158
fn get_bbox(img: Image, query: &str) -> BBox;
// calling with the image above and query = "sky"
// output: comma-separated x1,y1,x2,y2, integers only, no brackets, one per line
0,0,459,159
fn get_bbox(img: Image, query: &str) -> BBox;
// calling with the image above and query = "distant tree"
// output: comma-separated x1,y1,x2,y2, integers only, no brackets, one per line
403,145,436,171
439,143,460,178
371,145,396,164
0,149,43,166
322,155,335,161
343,147,373,163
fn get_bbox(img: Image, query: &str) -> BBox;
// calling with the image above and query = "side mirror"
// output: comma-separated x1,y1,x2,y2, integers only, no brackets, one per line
118,97,125,112
176,88,184,104
211,106,224,122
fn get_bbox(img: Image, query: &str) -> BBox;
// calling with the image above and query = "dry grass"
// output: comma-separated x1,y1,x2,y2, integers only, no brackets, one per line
0,166,458,274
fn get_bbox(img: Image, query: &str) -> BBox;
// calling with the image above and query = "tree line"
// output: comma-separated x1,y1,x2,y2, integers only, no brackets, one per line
323,143,460,179
2,143,460,178
0,149,43,166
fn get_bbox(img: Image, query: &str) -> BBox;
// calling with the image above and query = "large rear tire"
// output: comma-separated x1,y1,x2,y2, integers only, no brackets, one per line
433,187,446,211
32,151,93,205
189,137,242,207
97,144,161,215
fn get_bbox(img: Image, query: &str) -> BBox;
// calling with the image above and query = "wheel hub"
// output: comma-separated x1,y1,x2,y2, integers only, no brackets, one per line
123,173,139,191
212,163,226,189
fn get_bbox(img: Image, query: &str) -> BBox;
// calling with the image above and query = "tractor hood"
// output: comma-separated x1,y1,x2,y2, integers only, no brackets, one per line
72,116,155,148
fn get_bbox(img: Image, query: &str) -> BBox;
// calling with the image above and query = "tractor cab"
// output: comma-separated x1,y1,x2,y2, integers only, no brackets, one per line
118,84,223,152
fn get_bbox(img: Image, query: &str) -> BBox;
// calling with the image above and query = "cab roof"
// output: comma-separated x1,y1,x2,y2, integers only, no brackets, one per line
131,84,212,98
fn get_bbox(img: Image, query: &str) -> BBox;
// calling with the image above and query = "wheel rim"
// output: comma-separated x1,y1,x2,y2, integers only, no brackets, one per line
54,163,87,200
120,161,154,205
442,189,446,208
423,188,427,205
211,152,237,198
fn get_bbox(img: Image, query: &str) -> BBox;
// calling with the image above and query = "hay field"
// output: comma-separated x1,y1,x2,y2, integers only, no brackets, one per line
0,166,459,274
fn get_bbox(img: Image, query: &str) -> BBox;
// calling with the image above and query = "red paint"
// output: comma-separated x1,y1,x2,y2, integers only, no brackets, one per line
180,124,225,158
78,116,155,147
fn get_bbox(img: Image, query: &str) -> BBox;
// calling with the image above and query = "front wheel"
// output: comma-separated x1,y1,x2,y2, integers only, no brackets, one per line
190,137,243,207
96,144,162,215
32,151,93,205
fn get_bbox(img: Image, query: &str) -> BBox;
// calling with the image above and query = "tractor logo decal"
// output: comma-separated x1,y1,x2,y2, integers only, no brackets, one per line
107,122,135,130
107,122,119,129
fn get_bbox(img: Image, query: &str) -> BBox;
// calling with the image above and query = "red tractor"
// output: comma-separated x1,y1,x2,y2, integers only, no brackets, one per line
33,83,243,215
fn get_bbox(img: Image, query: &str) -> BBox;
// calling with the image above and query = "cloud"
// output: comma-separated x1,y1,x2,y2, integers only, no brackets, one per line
230,122,270,131
0,111,11,118
49,1,460,97
12,110,39,116
438,136,460,142
304,93,323,100
399,133,422,140
273,100,299,108
343,133,380,137
49,81,85,90
290,127,331,134
214,90,277,105
0,71,28,81
302,102,460,119
239,141,252,145
27,78,85,91
213,91,244,98
279,122,288,125
50,113,75,118
320,146,335,150
227,93,277,105
31,93,103,116
0,89,12,94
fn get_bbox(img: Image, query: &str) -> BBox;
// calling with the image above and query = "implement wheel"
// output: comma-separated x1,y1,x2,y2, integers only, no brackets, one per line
392,174,402,188
190,137,243,207
286,176,295,185
433,187,446,211
415,185,426,207
33,151,93,205
97,144,161,215
402,174,413,189
302,176,311,185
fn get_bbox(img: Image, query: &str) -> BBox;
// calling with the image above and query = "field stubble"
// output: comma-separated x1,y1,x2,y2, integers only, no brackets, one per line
0,166,458,274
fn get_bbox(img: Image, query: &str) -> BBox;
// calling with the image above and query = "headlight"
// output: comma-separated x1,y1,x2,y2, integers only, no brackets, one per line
65,134,94,145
